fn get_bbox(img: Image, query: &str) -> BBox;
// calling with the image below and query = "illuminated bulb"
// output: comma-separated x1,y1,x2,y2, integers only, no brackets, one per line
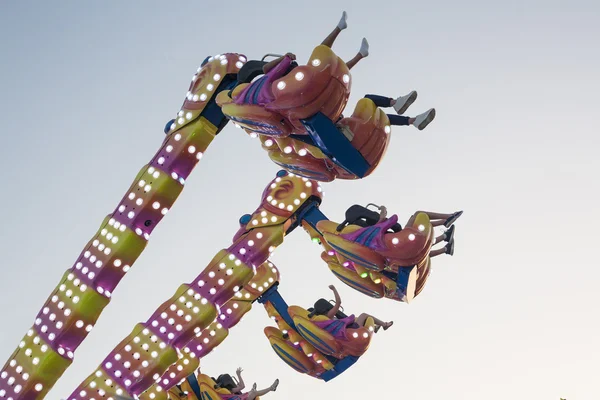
418,224,425,231
392,238,399,245
298,148,307,156
185,112,192,120
236,61,244,68
408,234,416,241
283,146,292,154
200,93,207,101
264,139,273,147
311,59,321,66
352,332,359,338
343,74,350,83
295,71,304,80
277,81,286,90
384,125,391,134
213,74,221,81
188,145,196,153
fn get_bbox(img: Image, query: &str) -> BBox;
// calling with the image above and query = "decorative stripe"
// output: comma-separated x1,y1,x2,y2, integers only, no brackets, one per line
297,324,335,354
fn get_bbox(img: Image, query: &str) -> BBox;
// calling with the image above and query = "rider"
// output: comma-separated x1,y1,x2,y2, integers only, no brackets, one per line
213,367,279,400
364,93,436,131
311,285,393,334
377,206,463,256
234,11,368,107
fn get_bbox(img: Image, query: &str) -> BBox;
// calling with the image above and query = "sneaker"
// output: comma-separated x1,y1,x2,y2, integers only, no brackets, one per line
445,239,455,256
359,38,369,57
338,11,348,30
393,91,417,114
444,210,463,228
413,108,436,130
444,224,455,243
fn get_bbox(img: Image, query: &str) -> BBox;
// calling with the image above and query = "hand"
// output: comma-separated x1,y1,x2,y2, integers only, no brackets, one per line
236,367,243,375
285,52,296,60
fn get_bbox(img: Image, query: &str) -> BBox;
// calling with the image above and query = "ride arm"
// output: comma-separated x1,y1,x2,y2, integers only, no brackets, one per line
67,171,322,399
0,52,246,400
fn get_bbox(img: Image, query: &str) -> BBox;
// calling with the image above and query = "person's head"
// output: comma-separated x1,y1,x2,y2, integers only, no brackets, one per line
215,374,237,392
311,298,334,317
201,55,211,67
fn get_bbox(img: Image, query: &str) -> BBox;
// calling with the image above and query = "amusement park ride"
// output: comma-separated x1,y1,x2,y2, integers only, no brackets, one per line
0,12,461,400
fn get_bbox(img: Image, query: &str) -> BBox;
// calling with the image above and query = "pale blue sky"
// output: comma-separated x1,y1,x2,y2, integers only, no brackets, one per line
0,1,598,399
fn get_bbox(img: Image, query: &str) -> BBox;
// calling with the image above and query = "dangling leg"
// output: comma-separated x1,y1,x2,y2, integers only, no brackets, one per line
355,313,393,331
387,114,411,126
364,92,418,114
430,239,454,257
247,379,280,400
412,108,436,130
434,225,454,245
322,11,348,48
346,38,369,69
406,210,463,227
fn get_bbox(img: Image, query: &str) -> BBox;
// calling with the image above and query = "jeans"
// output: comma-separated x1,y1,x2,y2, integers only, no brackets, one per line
364,94,410,126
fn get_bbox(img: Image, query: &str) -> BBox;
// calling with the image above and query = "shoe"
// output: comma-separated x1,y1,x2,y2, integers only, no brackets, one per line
338,11,348,30
444,211,463,228
444,224,455,243
413,108,436,130
383,321,394,330
445,239,455,256
359,38,369,57
393,91,417,114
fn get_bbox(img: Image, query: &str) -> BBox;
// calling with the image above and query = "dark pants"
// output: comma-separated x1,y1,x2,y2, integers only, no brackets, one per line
364,94,410,126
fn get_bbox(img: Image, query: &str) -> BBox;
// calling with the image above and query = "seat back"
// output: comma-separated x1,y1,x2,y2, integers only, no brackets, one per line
237,60,268,83
308,298,347,319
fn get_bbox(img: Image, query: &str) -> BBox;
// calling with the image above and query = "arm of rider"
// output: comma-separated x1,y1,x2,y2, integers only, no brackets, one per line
263,52,296,74
378,206,388,222
327,285,342,319
231,367,245,392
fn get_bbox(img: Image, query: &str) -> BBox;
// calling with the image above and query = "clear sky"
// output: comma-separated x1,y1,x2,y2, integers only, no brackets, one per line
0,1,598,399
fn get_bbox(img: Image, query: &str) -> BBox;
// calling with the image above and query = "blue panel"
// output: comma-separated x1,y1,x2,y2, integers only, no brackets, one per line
186,373,202,400
202,77,238,130
301,113,371,178
320,355,360,382
395,265,416,299
295,203,329,234
257,285,296,330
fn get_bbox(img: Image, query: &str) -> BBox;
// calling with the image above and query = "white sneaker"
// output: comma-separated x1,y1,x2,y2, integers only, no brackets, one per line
337,11,348,30
359,38,369,57
413,108,436,130
393,91,417,114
